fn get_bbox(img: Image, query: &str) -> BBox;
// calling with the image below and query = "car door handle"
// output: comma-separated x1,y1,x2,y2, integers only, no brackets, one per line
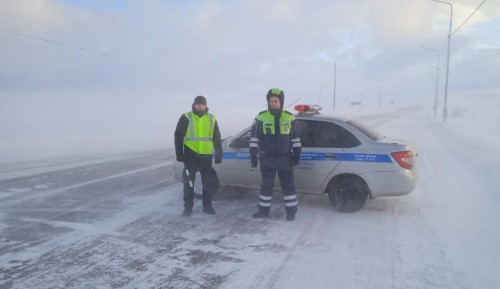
323,154,338,160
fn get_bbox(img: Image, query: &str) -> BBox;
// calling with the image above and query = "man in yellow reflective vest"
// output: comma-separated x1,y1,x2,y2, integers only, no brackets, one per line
175,96,223,216
250,88,302,221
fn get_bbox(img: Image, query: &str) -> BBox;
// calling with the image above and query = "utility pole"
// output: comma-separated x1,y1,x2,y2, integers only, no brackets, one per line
317,82,323,106
430,0,486,121
421,46,442,118
431,0,453,122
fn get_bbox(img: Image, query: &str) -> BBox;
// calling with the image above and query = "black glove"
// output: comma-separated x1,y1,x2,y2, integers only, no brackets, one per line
250,148,258,168
251,155,258,168
292,147,301,166
214,153,222,164
176,154,184,162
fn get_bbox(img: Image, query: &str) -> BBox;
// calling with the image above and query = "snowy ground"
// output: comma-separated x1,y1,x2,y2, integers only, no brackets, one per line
1,102,499,289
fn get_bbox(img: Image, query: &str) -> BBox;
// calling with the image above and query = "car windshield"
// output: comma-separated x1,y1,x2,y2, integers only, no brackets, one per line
346,120,384,141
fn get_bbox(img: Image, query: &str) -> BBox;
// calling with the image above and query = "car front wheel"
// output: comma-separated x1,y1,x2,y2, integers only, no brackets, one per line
327,176,369,212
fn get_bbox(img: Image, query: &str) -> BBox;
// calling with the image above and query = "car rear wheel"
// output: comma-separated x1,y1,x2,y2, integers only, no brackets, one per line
327,176,369,212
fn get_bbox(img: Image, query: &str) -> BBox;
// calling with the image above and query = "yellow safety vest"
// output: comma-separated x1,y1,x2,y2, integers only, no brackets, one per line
256,110,295,135
184,112,216,154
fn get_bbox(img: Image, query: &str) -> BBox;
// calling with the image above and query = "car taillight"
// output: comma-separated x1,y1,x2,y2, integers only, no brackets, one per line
391,151,413,169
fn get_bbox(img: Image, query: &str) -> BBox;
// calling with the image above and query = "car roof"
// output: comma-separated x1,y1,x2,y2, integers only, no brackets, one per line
294,112,351,123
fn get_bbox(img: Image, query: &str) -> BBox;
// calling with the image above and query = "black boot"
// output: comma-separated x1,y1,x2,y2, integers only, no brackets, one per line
182,207,192,216
286,206,297,221
252,206,270,218
203,204,216,215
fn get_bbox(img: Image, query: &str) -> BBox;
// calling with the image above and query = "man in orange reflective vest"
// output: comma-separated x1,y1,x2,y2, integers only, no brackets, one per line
174,96,223,216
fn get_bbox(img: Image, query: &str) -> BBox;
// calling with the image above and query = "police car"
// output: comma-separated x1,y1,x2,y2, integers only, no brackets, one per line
174,105,416,212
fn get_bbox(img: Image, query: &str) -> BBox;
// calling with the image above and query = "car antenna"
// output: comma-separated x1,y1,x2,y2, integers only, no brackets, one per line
286,98,301,109
317,82,322,107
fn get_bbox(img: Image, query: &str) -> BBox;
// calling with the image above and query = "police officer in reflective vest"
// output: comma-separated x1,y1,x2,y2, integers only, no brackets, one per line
250,88,302,221
175,96,223,216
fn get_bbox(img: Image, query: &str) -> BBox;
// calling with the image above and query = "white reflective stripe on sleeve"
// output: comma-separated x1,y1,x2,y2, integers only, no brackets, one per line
291,138,301,143
250,138,259,142
259,202,271,207
285,201,298,207
283,195,297,200
259,194,272,201
292,143,302,148
250,143,259,148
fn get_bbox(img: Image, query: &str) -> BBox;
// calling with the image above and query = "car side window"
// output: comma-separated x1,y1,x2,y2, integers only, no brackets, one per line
229,129,251,148
297,120,360,148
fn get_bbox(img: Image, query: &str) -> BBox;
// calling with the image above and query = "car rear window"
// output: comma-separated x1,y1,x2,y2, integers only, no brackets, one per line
346,120,384,141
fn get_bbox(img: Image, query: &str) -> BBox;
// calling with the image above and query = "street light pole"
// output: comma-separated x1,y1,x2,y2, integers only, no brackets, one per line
421,47,441,118
431,0,453,122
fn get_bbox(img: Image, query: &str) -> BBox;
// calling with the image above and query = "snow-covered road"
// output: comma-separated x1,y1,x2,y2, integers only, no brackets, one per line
0,107,498,289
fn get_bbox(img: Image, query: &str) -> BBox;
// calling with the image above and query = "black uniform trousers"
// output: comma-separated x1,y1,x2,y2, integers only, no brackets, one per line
258,154,298,215
182,155,214,210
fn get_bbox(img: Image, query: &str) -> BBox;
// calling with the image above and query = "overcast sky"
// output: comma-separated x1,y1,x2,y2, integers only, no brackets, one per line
1,0,499,163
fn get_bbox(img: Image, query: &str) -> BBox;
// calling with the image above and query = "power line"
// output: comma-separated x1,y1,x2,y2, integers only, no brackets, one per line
452,0,487,35
0,28,66,46
0,2,115,55
55,0,115,19
0,28,113,57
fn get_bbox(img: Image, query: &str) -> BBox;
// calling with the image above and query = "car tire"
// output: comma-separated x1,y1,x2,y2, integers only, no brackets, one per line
327,176,369,212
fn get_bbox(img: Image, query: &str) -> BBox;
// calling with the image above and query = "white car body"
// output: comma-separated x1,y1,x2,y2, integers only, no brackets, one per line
175,111,417,211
